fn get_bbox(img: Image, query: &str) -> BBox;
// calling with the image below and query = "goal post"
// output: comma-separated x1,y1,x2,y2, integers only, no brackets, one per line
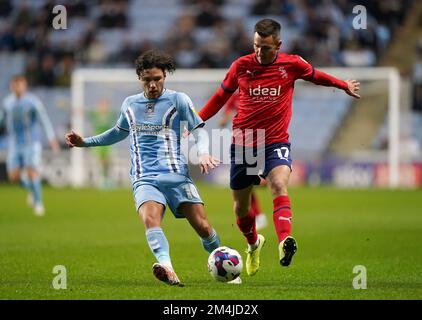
70,67,400,188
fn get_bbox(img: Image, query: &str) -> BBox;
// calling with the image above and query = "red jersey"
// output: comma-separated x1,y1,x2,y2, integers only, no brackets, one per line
222,52,314,146
223,91,239,115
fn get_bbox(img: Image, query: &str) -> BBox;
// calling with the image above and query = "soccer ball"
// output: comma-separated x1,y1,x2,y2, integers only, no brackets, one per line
207,246,243,282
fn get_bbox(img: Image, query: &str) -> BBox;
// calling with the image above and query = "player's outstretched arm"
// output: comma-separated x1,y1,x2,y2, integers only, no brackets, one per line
65,126,129,148
308,69,360,99
198,87,233,121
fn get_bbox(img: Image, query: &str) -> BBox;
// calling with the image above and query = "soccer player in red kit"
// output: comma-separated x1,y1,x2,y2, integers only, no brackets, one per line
199,18,360,276
219,91,268,231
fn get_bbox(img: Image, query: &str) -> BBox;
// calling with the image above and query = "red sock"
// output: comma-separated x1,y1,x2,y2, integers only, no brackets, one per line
273,195,292,243
236,213,258,245
249,192,262,217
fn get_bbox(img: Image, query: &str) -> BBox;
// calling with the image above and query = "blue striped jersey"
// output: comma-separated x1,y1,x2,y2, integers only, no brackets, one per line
1,93,55,148
116,89,203,181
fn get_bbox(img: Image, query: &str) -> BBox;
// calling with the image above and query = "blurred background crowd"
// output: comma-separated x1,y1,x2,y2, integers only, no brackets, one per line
0,0,417,86
1,0,422,187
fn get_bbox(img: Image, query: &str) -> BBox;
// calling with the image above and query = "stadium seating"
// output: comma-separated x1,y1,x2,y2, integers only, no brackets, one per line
0,0,420,163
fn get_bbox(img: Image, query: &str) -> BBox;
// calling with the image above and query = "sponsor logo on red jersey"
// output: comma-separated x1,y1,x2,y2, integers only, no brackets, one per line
248,85,282,99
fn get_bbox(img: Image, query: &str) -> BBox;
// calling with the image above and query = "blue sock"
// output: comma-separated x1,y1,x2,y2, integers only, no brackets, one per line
20,174,31,192
201,229,220,253
30,177,43,205
146,227,172,266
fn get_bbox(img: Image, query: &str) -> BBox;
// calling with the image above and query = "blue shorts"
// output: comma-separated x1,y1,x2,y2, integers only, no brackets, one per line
133,173,203,218
7,143,42,172
230,142,292,190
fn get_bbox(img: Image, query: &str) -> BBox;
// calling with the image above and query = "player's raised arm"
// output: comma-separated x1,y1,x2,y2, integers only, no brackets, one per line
198,61,239,121
295,56,360,99
310,69,361,99
65,125,129,148
198,86,234,121
66,98,132,149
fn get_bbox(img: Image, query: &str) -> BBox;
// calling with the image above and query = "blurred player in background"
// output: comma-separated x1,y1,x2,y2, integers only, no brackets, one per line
218,91,268,231
199,18,360,276
65,49,228,286
89,98,116,189
1,75,59,216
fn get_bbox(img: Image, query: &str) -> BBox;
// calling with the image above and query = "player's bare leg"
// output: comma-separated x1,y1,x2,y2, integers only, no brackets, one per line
139,200,164,228
181,203,240,283
266,165,297,266
139,201,183,286
180,203,213,238
233,186,266,276
180,202,221,254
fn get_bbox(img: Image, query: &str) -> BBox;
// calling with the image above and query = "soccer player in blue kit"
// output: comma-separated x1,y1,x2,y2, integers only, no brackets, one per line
65,49,225,286
1,75,59,216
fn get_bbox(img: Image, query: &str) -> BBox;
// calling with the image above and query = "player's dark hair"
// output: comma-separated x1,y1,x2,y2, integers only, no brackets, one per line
135,49,176,78
254,18,281,40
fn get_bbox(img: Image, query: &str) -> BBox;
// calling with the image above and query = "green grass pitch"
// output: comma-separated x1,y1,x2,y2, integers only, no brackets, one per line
0,183,421,300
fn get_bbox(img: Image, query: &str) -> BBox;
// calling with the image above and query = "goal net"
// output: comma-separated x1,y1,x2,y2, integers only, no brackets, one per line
70,67,405,188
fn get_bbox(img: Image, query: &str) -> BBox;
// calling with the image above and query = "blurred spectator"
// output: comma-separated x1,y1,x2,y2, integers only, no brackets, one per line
110,38,142,65
40,0,57,28
250,0,273,15
340,39,376,67
56,54,75,87
229,20,253,56
195,0,223,28
24,56,40,86
0,0,12,17
12,25,33,51
0,26,14,51
37,54,57,87
68,0,88,17
12,2,32,27
199,20,233,68
174,38,200,68
165,13,197,55
84,37,108,65
97,1,128,29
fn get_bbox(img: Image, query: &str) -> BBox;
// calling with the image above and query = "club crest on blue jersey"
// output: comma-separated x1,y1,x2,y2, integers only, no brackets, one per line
145,103,155,113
